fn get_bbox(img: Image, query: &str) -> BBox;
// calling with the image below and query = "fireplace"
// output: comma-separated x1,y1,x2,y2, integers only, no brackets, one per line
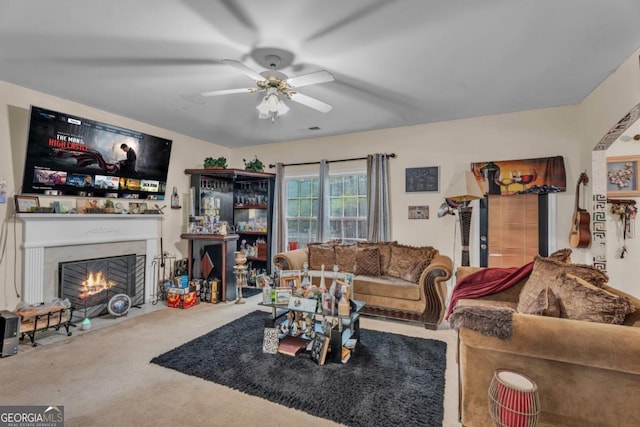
59,254,145,319
17,213,161,305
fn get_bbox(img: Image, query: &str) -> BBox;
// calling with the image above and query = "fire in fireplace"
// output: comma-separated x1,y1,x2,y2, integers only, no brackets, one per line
59,254,146,320
79,272,116,299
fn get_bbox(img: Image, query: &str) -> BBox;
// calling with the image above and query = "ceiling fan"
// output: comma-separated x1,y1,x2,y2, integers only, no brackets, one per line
200,55,335,122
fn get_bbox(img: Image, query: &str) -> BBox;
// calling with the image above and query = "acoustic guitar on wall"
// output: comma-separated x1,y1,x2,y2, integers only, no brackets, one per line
569,172,591,248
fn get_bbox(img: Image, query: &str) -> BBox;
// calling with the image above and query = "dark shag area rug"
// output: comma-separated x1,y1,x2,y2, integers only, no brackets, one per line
151,310,447,427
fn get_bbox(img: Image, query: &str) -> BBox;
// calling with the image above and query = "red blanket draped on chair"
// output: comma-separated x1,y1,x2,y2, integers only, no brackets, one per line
445,261,534,319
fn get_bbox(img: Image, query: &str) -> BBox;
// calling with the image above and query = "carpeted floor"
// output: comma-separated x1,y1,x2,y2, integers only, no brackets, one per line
151,310,447,427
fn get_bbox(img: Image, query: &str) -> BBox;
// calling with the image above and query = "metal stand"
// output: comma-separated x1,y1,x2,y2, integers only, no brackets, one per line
151,253,177,305
458,206,473,266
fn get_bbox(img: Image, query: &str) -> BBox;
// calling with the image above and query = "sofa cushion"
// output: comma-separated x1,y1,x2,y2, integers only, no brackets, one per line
520,287,560,317
553,273,636,324
308,243,336,271
353,275,420,301
387,243,436,280
354,247,381,277
357,242,394,275
517,255,609,313
334,244,357,273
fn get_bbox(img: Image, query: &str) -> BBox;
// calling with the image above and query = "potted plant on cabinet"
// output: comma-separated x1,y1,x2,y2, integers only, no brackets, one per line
203,156,227,169
243,156,264,172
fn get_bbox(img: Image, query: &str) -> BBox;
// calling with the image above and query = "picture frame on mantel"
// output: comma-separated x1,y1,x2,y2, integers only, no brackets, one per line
14,195,40,213
405,166,440,192
607,155,640,197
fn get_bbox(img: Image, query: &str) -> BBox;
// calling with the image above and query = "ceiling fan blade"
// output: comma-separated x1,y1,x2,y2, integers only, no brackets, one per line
286,70,334,88
200,87,258,97
222,59,266,82
288,92,333,113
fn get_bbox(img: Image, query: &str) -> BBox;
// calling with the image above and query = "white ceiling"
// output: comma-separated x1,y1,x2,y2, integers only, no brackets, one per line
1,0,640,148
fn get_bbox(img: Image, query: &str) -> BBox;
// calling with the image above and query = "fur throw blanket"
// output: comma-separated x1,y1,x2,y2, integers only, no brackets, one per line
448,305,515,341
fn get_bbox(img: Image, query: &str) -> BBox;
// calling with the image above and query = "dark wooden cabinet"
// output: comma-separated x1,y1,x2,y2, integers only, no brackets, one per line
179,233,239,301
183,168,276,291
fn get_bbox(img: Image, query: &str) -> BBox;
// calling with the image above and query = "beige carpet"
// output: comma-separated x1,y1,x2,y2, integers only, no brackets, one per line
0,296,461,427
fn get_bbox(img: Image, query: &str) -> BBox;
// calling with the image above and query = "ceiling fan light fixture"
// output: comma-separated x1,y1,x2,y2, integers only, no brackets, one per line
256,91,289,121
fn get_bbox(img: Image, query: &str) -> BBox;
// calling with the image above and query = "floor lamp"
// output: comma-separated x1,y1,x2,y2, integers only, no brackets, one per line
445,171,484,266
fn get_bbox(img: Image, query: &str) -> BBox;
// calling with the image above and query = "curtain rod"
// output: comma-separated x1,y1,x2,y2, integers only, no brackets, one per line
268,153,396,169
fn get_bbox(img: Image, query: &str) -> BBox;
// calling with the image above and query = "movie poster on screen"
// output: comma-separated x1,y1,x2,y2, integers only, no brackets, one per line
21,106,172,199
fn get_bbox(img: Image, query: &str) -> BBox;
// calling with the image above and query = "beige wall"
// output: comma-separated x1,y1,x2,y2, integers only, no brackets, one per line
1,48,639,309
232,106,582,268
577,48,640,296
0,81,231,310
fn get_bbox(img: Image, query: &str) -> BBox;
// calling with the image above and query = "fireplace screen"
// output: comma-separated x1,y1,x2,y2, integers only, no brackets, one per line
59,254,145,319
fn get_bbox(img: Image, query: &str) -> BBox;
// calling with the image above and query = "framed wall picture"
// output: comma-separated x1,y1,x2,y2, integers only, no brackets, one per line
405,166,440,192
607,156,640,196
14,195,40,213
408,205,429,219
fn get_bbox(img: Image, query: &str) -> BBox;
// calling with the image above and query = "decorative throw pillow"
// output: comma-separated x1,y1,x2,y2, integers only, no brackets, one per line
308,244,336,271
334,244,357,273
553,273,635,324
354,247,381,276
387,243,436,280
407,259,433,283
548,248,573,263
517,255,609,313
357,242,395,275
520,287,560,317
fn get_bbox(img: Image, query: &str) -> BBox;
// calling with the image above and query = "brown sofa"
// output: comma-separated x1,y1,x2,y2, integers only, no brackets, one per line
273,241,452,329
451,258,640,427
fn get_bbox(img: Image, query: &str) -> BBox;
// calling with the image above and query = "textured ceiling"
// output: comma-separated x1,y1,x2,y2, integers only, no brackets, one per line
1,0,639,147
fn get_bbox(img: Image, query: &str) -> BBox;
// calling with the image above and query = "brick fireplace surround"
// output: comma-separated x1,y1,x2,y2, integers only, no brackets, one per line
17,213,161,305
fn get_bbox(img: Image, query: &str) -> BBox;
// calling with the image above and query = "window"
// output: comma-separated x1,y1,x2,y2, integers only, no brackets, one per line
286,173,367,247
286,177,318,248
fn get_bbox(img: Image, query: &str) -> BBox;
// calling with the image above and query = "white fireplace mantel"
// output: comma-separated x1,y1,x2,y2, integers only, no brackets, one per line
18,214,162,304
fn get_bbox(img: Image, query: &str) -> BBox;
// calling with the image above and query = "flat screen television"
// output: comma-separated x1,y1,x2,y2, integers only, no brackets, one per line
21,105,172,200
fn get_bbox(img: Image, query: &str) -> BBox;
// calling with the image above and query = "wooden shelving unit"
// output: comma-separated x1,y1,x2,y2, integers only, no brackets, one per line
184,168,276,293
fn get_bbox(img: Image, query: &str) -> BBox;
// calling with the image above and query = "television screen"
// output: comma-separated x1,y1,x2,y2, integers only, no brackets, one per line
21,105,172,200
